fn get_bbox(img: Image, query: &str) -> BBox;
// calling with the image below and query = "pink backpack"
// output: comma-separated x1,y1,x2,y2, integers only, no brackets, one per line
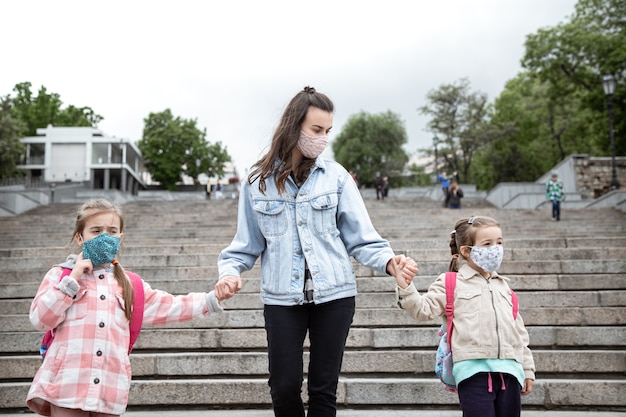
39,268,144,358
435,271,519,391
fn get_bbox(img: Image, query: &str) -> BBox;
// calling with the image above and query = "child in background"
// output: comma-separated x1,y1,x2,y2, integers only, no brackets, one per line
27,198,230,417
395,215,534,417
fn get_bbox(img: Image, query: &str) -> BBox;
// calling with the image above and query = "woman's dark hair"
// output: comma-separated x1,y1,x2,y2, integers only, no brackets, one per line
248,86,334,194
448,215,500,272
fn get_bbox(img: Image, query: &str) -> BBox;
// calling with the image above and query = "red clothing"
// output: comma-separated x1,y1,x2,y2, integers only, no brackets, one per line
27,265,222,416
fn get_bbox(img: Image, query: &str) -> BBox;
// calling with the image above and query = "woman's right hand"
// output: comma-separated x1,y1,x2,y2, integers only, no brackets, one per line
215,275,242,300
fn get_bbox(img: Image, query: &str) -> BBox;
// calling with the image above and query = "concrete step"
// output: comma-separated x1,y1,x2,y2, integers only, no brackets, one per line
1,378,624,410
2,289,624,313
2,410,625,417
3,326,625,354
2,247,625,272
4,350,625,380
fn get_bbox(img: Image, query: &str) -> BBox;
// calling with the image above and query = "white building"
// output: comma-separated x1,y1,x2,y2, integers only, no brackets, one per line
17,125,147,194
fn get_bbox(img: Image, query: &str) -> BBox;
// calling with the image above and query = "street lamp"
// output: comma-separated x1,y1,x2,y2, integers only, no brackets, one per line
602,73,620,190
433,136,438,173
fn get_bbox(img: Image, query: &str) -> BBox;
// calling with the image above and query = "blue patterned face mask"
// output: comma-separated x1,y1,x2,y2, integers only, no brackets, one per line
81,233,121,266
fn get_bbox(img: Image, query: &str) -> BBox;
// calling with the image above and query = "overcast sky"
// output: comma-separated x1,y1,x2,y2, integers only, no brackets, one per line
1,0,577,175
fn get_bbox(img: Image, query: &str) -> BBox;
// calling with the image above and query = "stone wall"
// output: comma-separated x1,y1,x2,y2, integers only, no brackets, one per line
574,156,626,198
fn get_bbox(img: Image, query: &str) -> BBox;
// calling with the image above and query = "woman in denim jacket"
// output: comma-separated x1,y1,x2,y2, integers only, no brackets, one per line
215,86,418,417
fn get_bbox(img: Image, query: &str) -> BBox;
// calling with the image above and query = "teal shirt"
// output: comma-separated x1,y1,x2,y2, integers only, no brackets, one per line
453,359,525,389
545,179,564,201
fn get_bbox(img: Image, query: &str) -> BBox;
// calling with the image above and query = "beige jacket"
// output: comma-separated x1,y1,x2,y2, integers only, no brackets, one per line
396,263,535,380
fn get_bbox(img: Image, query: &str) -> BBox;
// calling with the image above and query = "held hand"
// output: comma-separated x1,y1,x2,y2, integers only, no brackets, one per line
215,275,242,301
521,378,534,395
71,252,92,280
388,255,418,289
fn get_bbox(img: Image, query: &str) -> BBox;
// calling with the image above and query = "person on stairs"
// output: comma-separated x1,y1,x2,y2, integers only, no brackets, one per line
445,180,464,209
26,198,229,417
545,171,565,221
394,215,535,417
214,86,418,417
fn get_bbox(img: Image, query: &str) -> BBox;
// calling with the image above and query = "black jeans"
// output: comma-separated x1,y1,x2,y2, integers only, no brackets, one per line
457,372,522,417
264,297,355,417
552,200,561,220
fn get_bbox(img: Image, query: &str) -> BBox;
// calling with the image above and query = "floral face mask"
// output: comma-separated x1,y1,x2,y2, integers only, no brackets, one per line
469,245,504,272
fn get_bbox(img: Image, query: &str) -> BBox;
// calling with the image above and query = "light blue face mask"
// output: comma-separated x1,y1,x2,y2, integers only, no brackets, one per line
81,233,121,266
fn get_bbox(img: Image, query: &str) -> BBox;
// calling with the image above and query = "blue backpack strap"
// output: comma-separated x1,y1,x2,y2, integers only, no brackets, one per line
444,272,457,351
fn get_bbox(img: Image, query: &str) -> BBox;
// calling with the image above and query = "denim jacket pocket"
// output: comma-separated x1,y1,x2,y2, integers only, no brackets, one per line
253,200,288,237
310,193,338,234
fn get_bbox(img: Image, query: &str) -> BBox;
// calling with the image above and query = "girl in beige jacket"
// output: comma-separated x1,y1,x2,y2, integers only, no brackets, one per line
395,216,534,417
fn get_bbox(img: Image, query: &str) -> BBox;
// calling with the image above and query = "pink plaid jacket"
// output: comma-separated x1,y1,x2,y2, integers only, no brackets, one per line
27,265,222,416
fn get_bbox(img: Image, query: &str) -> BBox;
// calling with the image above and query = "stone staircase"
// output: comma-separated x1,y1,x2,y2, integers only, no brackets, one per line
0,196,625,414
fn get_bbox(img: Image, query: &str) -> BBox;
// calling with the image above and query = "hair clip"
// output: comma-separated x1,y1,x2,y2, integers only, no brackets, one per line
468,216,478,225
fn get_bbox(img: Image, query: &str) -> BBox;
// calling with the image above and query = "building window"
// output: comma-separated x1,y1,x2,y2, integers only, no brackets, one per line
92,143,109,164
22,143,45,165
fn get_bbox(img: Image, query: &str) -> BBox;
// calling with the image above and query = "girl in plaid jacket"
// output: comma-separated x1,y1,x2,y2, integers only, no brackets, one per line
27,198,230,417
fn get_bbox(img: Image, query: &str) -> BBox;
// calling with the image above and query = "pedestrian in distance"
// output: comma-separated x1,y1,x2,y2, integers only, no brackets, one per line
446,181,464,209
382,176,390,198
349,170,359,187
26,198,229,417
394,215,535,417
214,86,418,417
545,171,565,221
437,170,451,206
375,171,385,200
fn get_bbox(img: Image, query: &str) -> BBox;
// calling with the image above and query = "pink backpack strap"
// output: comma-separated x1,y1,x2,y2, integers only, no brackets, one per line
126,272,144,354
511,290,519,320
444,272,457,350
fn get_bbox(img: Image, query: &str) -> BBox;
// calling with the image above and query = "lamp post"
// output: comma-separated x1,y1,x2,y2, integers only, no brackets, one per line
602,73,620,190
433,136,438,173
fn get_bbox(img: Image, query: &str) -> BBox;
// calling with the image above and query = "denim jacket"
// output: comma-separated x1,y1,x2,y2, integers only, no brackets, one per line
218,158,395,306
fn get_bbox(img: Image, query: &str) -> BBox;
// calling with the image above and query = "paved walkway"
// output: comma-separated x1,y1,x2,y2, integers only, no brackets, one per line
121,410,625,417
4,409,625,416
117,411,626,417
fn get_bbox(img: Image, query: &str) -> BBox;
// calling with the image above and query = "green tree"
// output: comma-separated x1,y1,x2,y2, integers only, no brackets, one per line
418,78,489,183
138,109,231,191
11,82,103,136
521,0,625,156
332,110,409,187
0,95,26,179
470,73,598,189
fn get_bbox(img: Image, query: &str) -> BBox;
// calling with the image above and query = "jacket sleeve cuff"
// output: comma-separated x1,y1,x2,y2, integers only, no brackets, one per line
205,291,224,315
524,370,535,380
56,276,80,298
395,282,417,309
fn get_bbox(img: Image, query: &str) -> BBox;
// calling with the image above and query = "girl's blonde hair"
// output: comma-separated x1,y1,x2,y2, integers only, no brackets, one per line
70,198,134,321
448,215,500,272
